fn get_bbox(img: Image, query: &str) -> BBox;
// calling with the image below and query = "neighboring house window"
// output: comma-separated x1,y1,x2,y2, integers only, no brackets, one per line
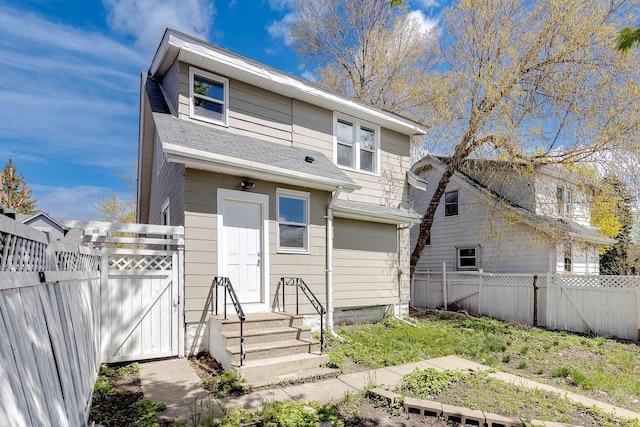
457,247,477,270
444,190,459,217
564,242,572,272
334,114,379,174
161,197,170,226
154,131,166,178
189,67,229,125
556,186,572,217
277,189,310,253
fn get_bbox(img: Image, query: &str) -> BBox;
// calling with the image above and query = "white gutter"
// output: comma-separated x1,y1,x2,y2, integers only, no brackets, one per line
327,187,343,339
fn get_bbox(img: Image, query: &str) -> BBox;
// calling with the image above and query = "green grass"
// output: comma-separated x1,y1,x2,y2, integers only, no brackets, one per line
327,311,640,413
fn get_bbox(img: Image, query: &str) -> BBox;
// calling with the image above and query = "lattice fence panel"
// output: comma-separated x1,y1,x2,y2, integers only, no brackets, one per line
559,275,640,289
109,254,172,271
0,231,51,272
56,252,101,271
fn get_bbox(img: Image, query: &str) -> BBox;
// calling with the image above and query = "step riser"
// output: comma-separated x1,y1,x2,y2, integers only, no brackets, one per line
231,343,320,364
225,330,312,347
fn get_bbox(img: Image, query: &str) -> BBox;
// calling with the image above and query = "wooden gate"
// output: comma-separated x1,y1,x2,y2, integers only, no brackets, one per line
69,221,185,363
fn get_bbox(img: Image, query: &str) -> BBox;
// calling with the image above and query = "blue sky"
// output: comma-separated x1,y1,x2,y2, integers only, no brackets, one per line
0,0,444,219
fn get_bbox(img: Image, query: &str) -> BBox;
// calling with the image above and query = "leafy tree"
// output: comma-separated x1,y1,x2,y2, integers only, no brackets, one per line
0,158,37,214
617,25,640,51
290,0,439,121
410,0,640,277
89,164,136,223
594,176,636,274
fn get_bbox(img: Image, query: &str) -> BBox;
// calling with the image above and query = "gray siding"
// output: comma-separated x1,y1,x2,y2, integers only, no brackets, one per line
333,219,401,308
161,59,180,114
148,132,185,226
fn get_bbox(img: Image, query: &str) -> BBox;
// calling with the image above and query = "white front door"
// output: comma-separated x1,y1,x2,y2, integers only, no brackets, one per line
218,189,269,312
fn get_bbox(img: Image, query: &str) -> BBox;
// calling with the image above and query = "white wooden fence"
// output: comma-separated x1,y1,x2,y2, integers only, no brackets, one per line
413,269,640,341
0,214,101,427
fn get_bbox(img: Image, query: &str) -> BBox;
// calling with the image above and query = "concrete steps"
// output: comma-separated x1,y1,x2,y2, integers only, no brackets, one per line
209,312,331,384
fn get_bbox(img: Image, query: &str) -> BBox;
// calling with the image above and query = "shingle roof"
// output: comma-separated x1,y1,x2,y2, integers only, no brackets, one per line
333,200,422,224
146,78,358,190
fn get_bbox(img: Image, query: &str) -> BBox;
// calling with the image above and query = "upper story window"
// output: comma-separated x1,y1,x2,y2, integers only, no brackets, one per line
334,113,379,174
556,186,572,217
189,67,229,126
445,190,459,217
277,189,310,253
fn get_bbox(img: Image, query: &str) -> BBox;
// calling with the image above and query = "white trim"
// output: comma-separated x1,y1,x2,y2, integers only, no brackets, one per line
217,189,270,313
163,142,360,192
276,188,311,254
189,67,229,126
160,197,171,225
333,112,381,176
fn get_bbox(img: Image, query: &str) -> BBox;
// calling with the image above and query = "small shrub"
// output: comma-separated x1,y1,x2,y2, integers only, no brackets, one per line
324,352,345,371
552,366,571,378
518,361,527,370
519,345,530,355
211,370,246,397
397,368,462,399
502,355,511,363
570,369,594,389
536,368,544,375
260,401,319,427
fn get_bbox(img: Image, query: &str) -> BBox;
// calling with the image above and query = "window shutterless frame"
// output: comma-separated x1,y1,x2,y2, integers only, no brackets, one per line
457,247,477,270
189,67,229,126
333,112,380,175
444,190,459,217
276,188,310,253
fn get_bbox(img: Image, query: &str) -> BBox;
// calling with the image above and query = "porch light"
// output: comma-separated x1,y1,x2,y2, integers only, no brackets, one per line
240,180,255,190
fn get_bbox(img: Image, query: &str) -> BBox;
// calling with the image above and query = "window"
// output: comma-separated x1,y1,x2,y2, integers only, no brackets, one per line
277,189,310,252
334,114,379,174
457,247,477,270
564,242,572,272
189,68,229,125
444,190,459,216
556,186,572,217
160,197,170,250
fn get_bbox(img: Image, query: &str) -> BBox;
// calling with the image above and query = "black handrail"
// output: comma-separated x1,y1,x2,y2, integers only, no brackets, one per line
279,277,326,352
213,276,246,366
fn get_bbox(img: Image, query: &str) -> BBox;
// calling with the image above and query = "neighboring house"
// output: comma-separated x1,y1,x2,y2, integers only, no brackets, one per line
19,211,69,241
137,29,425,354
410,156,615,275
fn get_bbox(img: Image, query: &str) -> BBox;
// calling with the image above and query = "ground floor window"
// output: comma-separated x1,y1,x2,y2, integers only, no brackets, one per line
277,188,310,253
457,247,477,270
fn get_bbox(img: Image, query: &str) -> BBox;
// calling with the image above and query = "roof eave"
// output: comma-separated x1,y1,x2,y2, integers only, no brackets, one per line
164,143,360,193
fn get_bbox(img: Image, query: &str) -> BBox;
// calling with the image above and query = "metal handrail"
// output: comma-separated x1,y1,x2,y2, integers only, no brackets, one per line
213,276,246,366
279,277,326,352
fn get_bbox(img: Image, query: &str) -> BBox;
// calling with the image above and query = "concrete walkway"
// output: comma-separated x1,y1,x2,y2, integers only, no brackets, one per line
139,355,640,423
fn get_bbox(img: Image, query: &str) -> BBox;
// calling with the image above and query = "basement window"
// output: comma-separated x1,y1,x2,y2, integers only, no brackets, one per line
457,247,477,270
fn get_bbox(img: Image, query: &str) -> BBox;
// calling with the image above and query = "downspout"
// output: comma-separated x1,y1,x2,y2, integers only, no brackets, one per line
394,223,416,327
327,187,343,338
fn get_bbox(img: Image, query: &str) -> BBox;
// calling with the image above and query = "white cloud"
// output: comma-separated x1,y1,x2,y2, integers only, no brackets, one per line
267,12,298,47
407,10,439,34
103,0,215,54
32,185,105,219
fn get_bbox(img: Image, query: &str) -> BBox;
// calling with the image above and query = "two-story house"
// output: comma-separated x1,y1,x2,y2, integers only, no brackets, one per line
137,29,424,355
410,156,615,275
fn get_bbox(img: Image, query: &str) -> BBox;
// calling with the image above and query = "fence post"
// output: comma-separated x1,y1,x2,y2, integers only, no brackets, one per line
532,275,538,327
442,262,447,310
637,287,640,341
478,273,483,317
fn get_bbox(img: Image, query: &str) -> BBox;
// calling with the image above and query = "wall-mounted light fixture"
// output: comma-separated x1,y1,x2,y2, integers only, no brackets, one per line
240,180,255,191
